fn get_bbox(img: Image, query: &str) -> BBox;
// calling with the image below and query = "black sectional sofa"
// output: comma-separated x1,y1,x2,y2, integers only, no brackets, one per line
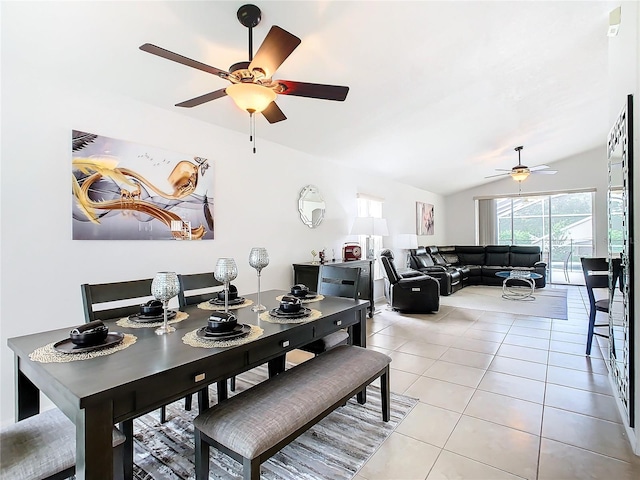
409,245,547,295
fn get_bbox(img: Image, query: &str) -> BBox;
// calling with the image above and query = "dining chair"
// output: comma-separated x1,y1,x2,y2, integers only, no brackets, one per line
81,278,186,479
177,272,238,393
0,407,126,480
298,264,361,355
178,272,223,308
580,257,620,355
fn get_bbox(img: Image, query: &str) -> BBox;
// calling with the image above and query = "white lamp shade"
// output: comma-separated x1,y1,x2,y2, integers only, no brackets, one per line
225,83,277,113
396,233,418,249
350,217,389,236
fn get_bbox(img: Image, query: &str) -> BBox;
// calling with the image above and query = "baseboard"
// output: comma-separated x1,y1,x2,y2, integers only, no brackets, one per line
606,371,639,456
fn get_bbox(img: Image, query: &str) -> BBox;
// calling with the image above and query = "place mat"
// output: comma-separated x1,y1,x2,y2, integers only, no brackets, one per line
259,308,322,324
29,333,137,363
116,311,189,328
197,299,254,311
182,325,263,348
275,294,325,304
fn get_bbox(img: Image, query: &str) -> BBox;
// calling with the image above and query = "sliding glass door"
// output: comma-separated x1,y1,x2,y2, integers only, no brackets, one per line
488,191,594,285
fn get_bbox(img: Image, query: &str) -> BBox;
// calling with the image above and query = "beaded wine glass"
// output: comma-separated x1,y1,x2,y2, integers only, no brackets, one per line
214,258,238,313
248,247,269,312
151,272,181,335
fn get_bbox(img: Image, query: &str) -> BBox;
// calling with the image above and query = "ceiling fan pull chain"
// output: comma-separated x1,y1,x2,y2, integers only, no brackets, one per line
253,118,257,154
250,113,257,154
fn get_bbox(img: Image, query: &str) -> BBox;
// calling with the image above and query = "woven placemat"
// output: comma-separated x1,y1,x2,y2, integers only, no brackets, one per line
259,309,322,324
29,334,137,363
275,294,325,304
116,311,189,329
182,325,263,348
197,299,254,311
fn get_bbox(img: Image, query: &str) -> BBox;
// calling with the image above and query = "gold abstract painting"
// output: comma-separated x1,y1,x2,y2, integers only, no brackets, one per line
72,130,214,240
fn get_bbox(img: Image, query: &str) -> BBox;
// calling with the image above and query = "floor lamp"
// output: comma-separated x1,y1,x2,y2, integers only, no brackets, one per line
396,234,419,268
350,217,389,260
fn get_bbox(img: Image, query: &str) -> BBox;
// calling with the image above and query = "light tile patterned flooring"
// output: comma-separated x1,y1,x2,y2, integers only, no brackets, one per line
298,285,640,480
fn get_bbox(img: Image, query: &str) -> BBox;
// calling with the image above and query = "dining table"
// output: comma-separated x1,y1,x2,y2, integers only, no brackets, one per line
7,289,369,480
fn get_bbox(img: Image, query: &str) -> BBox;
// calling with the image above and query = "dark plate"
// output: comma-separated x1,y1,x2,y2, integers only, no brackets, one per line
128,310,178,323
54,333,125,354
269,307,312,319
209,297,246,306
195,324,251,340
299,293,318,300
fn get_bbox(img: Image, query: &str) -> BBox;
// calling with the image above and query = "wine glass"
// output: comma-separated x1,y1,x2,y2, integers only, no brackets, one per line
151,272,181,335
249,247,269,312
214,258,238,312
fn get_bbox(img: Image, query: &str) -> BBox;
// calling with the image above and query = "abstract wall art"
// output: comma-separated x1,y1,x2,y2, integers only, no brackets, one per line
72,130,214,240
416,201,434,236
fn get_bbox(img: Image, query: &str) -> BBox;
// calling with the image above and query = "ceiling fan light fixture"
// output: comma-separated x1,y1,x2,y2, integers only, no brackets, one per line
511,168,530,182
226,83,276,114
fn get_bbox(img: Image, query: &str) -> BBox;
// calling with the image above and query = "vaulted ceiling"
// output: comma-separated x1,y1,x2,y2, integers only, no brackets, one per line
4,1,618,195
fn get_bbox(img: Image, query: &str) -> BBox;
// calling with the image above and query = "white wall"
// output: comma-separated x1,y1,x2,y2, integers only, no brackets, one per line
0,35,445,426
444,147,609,254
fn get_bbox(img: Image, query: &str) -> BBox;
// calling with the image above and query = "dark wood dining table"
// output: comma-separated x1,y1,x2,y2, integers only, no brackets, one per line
7,289,369,480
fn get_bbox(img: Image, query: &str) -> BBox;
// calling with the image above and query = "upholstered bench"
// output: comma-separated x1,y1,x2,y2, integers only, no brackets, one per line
193,345,391,480
0,408,126,480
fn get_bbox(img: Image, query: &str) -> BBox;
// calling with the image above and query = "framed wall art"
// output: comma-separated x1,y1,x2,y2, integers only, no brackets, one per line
416,201,434,235
72,130,214,240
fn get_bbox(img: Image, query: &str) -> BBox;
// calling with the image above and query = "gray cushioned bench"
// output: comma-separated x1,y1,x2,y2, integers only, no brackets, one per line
0,408,126,480
193,345,391,480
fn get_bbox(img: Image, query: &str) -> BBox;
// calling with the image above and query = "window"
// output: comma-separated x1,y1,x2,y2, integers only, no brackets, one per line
356,194,384,280
477,190,594,284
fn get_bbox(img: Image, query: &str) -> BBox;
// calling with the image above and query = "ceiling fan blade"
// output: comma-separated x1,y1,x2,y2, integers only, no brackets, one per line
529,164,551,171
175,88,228,108
532,170,558,175
485,172,510,179
140,43,229,78
276,80,349,101
248,26,301,78
262,102,287,124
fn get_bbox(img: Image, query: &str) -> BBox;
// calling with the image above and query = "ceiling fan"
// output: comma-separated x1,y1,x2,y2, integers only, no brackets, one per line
139,3,349,128
486,146,558,182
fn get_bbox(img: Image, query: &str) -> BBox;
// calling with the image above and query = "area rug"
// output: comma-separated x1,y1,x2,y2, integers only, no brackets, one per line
439,285,568,319
131,365,417,479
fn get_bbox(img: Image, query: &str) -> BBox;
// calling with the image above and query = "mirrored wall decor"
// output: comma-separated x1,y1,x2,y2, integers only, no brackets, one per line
607,93,634,427
298,185,325,228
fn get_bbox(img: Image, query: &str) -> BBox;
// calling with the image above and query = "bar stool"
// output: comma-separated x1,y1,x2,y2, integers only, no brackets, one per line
580,257,611,355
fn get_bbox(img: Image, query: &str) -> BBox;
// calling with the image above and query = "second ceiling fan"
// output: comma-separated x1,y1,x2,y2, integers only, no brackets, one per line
486,146,558,182
139,3,349,125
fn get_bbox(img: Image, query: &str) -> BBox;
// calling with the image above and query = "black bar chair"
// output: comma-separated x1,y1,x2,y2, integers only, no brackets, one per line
580,257,621,355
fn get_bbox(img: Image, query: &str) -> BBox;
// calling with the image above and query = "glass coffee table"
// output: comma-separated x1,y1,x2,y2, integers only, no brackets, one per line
496,270,543,301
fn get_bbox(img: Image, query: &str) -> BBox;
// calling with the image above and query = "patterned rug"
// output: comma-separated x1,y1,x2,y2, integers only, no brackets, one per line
131,365,417,479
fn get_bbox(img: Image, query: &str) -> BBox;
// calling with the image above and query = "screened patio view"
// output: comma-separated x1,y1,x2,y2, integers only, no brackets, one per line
478,191,596,285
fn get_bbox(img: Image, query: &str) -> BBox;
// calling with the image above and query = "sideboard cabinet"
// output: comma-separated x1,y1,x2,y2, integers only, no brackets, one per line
292,259,374,318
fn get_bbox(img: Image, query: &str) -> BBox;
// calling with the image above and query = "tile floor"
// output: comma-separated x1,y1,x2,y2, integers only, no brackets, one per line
299,285,640,480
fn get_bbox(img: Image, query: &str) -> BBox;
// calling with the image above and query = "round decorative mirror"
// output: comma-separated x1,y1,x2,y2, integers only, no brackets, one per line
298,185,325,228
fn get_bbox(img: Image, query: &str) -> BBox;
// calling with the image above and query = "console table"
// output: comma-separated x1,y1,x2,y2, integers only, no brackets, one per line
292,259,374,318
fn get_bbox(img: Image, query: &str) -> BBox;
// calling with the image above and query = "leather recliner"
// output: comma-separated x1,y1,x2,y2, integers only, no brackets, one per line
380,252,439,313
408,246,462,296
